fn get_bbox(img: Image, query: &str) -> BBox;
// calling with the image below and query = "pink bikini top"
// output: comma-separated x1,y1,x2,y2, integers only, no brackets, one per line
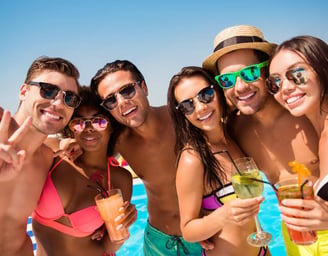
32,157,119,237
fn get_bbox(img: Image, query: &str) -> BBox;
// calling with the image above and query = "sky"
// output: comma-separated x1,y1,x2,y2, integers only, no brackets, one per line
1,0,327,113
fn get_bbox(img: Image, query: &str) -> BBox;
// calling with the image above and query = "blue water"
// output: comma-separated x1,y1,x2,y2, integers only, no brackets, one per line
258,176,286,256
28,177,286,255
118,177,286,255
117,179,148,256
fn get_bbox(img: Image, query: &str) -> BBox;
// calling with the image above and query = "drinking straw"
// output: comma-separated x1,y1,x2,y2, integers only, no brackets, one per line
300,179,309,199
87,183,109,198
216,149,242,175
87,184,104,197
249,177,278,192
96,181,109,198
217,150,278,191
289,161,311,190
216,150,254,195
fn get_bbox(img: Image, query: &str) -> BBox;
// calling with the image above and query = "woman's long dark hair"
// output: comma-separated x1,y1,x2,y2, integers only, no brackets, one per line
167,66,228,190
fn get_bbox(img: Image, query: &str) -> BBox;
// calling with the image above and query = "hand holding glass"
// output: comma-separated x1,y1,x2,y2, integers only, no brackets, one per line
275,178,317,245
95,188,130,242
231,157,272,247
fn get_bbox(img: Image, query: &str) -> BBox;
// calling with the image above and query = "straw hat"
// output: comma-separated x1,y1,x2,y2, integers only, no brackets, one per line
202,25,276,74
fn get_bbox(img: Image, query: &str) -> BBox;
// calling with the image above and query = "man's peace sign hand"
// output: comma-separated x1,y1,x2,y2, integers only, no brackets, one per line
0,110,32,181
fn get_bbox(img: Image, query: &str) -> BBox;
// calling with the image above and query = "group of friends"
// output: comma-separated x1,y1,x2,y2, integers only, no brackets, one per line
0,24,327,256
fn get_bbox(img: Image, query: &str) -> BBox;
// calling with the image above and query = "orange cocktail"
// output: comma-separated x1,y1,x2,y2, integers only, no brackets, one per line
95,188,129,242
275,178,317,245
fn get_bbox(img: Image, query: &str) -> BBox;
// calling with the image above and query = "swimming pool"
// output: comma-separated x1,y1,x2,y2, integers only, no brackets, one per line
27,177,286,255
117,177,286,256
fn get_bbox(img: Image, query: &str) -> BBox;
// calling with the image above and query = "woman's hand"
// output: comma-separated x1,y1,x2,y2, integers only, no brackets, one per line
279,196,328,231
116,202,137,230
54,138,83,161
222,196,264,226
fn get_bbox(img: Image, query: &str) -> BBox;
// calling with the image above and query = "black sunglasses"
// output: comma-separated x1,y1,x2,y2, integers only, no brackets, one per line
29,81,81,108
176,85,215,115
100,81,141,111
265,67,308,95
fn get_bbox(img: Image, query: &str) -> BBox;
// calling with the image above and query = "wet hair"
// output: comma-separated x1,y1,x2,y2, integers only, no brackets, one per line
90,60,145,99
167,66,227,190
64,86,123,156
24,56,80,87
272,35,328,109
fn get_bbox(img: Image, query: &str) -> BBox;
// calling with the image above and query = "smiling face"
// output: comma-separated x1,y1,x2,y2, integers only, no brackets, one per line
269,49,321,117
19,71,78,135
217,49,269,115
97,70,150,128
174,76,222,133
72,106,111,153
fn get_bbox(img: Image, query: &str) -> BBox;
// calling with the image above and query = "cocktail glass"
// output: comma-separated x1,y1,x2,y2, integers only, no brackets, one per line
231,157,272,247
275,178,317,245
95,188,130,242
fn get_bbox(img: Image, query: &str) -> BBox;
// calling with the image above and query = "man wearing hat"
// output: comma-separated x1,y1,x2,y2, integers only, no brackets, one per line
203,25,320,255
203,24,318,185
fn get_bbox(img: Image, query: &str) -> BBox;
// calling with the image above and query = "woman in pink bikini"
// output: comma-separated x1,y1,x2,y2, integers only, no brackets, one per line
32,86,137,255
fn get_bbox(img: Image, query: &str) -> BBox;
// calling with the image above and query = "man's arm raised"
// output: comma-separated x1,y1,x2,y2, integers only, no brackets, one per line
0,110,32,181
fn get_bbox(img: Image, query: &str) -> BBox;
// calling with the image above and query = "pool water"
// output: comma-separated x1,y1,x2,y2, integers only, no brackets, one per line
118,177,286,255
258,176,286,256
117,179,148,256
28,177,286,255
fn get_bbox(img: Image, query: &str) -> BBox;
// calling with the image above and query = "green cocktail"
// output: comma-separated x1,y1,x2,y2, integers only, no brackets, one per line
231,157,272,247
231,169,264,199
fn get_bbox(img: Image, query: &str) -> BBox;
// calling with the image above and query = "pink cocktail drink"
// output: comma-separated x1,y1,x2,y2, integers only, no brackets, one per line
95,189,129,242
275,178,317,245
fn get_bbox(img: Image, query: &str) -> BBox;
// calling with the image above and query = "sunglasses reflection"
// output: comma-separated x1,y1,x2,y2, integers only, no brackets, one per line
69,117,109,133
176,85,215,115
29,81,81,108
266,67,309,95
215,61,268,89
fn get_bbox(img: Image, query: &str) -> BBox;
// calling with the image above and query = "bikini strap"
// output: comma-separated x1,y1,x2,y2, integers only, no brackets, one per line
49,157,65,175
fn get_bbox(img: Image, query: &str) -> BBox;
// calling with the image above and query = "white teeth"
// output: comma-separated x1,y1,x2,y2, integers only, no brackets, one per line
84,137,96,141
238,92,255,100
199,112,212,121
45,112,60,120
286,95,302,104
123,107,136,116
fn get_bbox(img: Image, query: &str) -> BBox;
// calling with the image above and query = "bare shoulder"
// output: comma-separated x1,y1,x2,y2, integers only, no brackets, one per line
34,144,56,172
177,147,202,176
179,147,201,165
111,165,132,181
110,165,133,201
177,148,203,175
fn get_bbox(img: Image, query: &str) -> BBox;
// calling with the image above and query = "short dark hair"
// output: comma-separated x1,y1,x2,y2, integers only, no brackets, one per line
90,60,145,98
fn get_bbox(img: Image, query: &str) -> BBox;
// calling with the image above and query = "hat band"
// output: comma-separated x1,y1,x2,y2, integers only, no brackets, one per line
214,36,266,52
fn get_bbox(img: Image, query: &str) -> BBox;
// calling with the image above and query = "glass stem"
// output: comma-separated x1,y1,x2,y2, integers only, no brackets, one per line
254,215,264,234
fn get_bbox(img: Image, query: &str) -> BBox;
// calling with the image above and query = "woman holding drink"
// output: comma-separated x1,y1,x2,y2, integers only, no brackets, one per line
32,86,137,255
167,66,270,255
266,35,328,255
